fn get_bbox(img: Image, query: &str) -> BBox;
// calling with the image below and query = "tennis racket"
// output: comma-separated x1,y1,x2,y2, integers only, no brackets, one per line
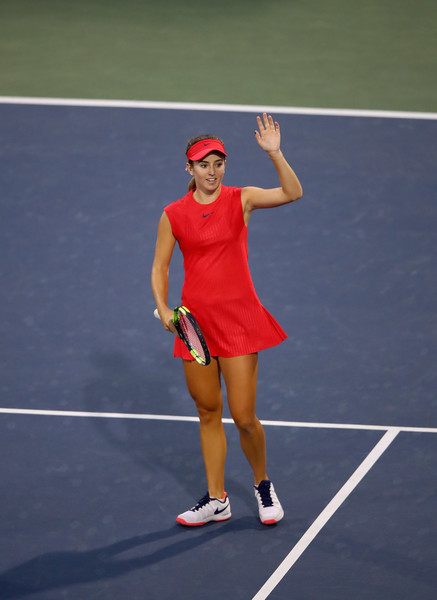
154,306,211,366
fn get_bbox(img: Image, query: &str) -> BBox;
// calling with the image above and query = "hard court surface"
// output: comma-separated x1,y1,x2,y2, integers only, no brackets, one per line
1,101,436,600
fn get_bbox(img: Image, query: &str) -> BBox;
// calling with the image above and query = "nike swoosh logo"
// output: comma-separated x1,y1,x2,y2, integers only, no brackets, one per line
202,212,213,218
214,503,229,515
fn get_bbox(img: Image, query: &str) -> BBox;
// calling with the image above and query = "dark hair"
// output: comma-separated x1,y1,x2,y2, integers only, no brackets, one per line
186,134,226,192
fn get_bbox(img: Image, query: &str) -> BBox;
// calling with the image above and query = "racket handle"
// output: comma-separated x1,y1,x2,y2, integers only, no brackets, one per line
153,308,160,319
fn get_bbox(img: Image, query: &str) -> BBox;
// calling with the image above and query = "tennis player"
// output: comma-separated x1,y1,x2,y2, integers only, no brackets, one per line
151,113,303,526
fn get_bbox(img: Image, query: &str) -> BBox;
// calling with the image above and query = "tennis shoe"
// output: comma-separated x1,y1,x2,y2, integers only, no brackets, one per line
254,480,284,525
176,492,231,526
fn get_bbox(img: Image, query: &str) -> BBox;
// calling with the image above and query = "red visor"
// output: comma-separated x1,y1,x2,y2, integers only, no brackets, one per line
186,139,227,161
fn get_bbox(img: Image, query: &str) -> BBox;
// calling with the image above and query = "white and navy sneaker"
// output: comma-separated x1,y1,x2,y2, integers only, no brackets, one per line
254,480,284,525
176,492,231,526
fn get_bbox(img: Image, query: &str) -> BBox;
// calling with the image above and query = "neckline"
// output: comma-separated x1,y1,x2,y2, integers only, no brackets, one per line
190,186,223,206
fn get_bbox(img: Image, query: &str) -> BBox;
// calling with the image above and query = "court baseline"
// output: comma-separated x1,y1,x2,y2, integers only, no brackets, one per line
0,96,436,120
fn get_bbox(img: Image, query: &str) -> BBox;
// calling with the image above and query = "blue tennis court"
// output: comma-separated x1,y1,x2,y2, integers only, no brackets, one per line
0,100,436,599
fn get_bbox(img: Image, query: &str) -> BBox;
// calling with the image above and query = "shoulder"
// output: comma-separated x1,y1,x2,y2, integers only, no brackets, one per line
241,186,260,201
164,191,193,223
163,192,194,238
241,185,280,210
220,185,242,201
222,185,241,195
164,191,192,214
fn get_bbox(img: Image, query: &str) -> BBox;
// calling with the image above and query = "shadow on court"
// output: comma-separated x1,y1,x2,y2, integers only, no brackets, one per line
0,517,271,598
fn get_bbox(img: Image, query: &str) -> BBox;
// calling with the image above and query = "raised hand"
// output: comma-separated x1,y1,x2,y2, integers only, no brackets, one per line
254,113,281,155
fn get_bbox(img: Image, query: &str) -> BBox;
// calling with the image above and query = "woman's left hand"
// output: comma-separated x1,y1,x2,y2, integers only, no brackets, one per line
255,113,281,155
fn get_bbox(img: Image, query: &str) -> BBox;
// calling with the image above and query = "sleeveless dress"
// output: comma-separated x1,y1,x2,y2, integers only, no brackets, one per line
164,185,287,359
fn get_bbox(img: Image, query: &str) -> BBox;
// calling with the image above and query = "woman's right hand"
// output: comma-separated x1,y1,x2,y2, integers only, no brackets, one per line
157,306,178,335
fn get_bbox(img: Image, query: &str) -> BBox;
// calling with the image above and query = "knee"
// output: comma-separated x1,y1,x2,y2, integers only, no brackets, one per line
196,400,223,426
233,414,259,435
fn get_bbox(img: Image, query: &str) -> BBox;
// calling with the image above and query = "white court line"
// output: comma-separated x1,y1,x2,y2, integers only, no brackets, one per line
0,407,436,433
0,96,436,120
0,408,432,594
251,428,400,600
0,407,198,424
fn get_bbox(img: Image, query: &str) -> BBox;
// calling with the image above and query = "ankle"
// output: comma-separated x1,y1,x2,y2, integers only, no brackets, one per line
254,475,269,487
209,490,226,500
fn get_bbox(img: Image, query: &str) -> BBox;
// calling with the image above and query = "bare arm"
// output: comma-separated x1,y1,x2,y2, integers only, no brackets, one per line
242,113,303,223
150,211,177,331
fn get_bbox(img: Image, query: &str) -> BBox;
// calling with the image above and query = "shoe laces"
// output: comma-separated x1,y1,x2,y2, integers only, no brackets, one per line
192,493,211,512
257,481,274,507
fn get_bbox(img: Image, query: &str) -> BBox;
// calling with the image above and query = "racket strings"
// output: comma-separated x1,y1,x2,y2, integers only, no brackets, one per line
179,315,207,361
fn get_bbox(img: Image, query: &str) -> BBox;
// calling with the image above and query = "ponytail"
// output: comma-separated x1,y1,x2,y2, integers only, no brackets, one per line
187,176,196,192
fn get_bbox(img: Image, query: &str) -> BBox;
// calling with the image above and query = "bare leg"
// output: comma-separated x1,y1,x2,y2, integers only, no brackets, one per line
183,358,227,499
219,354,268,485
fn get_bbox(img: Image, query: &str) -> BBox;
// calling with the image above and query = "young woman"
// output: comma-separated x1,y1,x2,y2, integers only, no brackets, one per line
151,113,302,526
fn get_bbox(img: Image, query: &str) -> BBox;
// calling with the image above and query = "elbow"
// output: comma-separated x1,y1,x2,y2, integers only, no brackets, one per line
295,186,303,201
294,182,303,201
287,185,303,203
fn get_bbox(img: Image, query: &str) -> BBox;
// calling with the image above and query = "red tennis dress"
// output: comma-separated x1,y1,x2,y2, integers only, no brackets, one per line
164,185,287,359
